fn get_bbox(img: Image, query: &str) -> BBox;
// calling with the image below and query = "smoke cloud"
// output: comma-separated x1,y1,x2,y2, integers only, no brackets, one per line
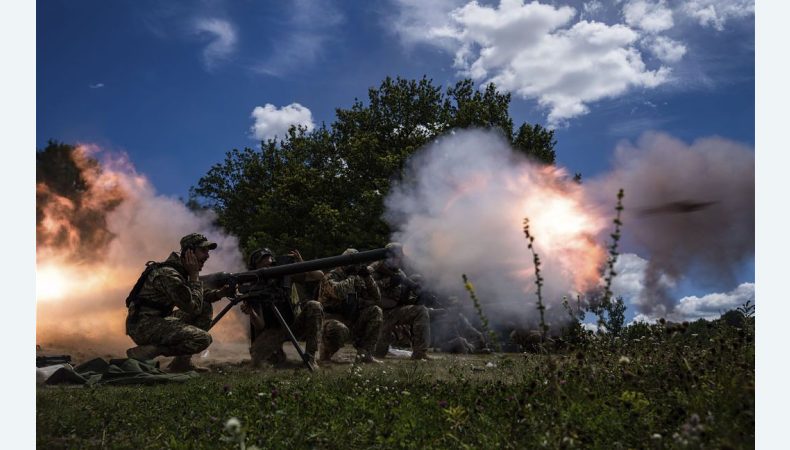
385,129,608,331
587,132,755,318
385,129,754,330
36,145,248,358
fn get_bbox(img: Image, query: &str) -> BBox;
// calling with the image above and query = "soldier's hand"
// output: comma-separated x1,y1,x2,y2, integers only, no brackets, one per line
289,249,304,262
220,283,237,298
183,248,201,278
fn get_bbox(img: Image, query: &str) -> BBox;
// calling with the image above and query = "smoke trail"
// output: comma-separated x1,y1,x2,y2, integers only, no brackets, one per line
385,129,608,331
587,132,755,317
36,145,248,358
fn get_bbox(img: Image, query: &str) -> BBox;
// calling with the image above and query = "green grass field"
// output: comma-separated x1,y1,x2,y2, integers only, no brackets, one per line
37,318,753,449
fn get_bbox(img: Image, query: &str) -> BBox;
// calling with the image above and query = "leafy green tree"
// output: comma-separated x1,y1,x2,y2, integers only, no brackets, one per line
191,77,558,259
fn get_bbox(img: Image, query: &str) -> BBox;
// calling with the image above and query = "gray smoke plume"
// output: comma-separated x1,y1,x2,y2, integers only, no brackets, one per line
587,132,755,317
385,129,608,331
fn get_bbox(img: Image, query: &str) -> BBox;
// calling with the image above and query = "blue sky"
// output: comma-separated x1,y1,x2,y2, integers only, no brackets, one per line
37,0,756,323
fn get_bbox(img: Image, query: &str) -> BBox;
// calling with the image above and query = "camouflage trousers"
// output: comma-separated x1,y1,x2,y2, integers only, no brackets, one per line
374,305,431,358
126,301,213,357
321,305,383,360
249,301,323,367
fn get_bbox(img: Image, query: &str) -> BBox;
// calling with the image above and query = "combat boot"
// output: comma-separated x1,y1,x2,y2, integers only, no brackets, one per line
126,345,163,360
304,353,320,371
167,355,211,373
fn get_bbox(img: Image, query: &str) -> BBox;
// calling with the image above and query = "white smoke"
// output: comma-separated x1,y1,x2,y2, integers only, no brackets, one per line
385,129,608,330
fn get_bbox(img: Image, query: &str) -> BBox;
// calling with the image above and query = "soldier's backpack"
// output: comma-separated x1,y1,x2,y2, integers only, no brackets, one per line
125,260,188,316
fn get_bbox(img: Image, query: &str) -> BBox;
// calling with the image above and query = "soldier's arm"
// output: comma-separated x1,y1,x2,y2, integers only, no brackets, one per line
361,271,381,305
153,269,204,315
291,269,324,283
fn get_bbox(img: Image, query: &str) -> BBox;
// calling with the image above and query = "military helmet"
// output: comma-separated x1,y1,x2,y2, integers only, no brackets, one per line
180,233,217,250
248,247,275,269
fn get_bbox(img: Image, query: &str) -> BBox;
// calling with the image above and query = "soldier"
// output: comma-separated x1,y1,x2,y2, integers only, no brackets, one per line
370,243,432,361
125,233,232,372
318,249,384,364
240,247,323,370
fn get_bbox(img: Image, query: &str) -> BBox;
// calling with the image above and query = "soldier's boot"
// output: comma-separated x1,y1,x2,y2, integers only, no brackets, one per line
319,348,334,362
356,351,383,364
126,345,163,360
304,353,320,371
167,355,211,373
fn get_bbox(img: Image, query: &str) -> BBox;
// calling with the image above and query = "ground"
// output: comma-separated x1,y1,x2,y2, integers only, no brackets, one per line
37,319,754,449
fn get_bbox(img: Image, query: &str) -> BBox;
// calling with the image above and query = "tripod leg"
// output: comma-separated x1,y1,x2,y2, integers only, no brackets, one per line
270,304,314,372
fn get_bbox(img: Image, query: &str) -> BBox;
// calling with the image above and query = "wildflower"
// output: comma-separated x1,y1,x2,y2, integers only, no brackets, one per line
224,417,241,434
485,362,496,368
618,356,631,364
438,400,449,409
651,433,662,440
223,384,231,393
271,388,279,399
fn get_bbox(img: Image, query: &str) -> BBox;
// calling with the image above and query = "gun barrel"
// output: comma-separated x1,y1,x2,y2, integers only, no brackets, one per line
201,247,391,287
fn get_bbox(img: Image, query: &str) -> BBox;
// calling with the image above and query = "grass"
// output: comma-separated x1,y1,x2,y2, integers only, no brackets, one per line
37,316,754,449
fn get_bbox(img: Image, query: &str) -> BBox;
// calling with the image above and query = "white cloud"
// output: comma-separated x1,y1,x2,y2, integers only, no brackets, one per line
392,0,671,127
255,0,344,76
581,1,604,20
647,35,686,63
622,0,674,33
194,18,238,70
390,0,467,50
89,83,105,89
680,0,754,31
249,103,315,141
673,283,754,321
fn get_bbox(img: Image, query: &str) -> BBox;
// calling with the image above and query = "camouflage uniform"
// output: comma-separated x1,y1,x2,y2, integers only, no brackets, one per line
246,279,324,367
318,262,383,361
126,251,224,357
369,259,431,359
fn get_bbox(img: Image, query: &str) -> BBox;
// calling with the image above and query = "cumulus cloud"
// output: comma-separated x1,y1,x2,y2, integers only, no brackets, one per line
194,18,238,70
632,283,754,323
391,0,671,127
255,0,344,76
680,0,754,31
647,35,687,63
249,103,316,141
622,0,674,33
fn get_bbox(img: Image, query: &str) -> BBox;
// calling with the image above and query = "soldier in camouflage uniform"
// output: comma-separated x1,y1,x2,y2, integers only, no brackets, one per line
318,249,383,364
125,233,232,372
240,247,323,370
370,243,432,360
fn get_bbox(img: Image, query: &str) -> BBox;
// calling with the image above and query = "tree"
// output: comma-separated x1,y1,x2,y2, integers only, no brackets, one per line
191,77,558,259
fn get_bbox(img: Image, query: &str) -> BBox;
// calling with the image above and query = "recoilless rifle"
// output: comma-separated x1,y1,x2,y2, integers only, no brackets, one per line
201,247,392,371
